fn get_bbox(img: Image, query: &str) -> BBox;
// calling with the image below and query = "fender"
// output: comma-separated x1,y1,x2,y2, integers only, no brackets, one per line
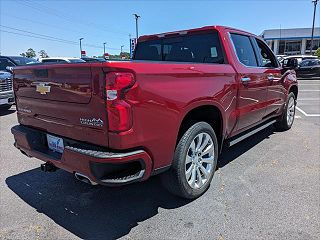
177,98,228,151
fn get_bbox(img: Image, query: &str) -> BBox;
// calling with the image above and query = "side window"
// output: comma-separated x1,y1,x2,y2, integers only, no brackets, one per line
255,38,278,68
57,59,68,63
299,61,309,67
309,60,319,66
230,33,257,67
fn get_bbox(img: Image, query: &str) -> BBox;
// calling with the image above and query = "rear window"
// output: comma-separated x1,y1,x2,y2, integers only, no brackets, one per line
134,31,225,64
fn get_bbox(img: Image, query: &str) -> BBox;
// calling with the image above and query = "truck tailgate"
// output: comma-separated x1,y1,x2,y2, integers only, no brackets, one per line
13,64,109,147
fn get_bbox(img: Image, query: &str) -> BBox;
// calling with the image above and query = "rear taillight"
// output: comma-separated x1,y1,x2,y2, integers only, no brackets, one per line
105,72,135,132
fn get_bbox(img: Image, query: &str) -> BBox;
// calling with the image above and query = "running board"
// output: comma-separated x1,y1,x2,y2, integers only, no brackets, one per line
227,120,277,147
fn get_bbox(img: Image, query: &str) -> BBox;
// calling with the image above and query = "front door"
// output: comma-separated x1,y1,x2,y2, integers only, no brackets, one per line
253,38,285,118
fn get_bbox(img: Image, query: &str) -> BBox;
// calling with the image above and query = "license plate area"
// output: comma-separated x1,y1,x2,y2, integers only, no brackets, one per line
46,134,64,153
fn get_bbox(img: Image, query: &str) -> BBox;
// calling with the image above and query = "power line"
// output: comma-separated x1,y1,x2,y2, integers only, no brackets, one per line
1,25,78,45
0,25,128,51
3,13,128,42
17,0,130,36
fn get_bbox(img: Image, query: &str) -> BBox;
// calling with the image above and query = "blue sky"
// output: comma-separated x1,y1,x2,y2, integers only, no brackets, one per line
0,0,319,58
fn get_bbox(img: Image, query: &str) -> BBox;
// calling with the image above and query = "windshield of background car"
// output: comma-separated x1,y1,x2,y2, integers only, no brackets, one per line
9,56,38,65
134,31,225,64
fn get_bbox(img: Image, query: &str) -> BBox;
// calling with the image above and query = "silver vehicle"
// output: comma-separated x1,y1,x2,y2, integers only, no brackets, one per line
39,57,85,64
0,70,14,110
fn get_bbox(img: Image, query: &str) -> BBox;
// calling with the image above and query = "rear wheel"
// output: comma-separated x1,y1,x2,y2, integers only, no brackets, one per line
274,92,296,131
161,122,218,199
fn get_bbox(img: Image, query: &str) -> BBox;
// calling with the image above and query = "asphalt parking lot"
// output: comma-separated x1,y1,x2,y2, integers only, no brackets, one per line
0,78,319,240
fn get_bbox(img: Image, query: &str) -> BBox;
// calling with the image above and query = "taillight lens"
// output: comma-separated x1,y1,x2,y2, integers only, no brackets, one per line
105,72,135,132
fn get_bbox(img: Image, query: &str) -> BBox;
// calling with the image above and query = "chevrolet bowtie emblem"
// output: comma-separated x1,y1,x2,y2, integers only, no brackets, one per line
36,83,51,95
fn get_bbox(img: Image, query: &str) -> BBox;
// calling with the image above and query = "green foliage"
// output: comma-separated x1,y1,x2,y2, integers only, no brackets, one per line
20,48,36,58
38,50,49,58
315,47,320,58
108,52,131,60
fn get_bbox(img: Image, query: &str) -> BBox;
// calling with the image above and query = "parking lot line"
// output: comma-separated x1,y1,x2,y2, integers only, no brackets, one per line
296,106,320,117
298,98,320,100
299,83,320,86
299,90,320,92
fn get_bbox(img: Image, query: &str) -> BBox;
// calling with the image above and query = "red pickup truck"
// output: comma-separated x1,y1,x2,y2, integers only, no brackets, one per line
11,26,298,199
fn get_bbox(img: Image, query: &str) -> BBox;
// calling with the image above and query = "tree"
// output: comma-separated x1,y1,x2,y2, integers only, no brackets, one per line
120,52,130,59
38,50,49,58
316,47,320,58
20,48,36,58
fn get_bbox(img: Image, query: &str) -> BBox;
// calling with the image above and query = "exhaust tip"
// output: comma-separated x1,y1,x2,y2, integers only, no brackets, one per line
40,162,58,172
74,172,98,185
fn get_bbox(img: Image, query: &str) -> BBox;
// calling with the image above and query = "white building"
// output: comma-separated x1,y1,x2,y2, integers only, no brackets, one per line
261,27,320,55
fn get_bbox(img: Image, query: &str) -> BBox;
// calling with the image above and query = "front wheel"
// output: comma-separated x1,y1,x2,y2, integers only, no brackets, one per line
274,92,296,131
161,122,218,199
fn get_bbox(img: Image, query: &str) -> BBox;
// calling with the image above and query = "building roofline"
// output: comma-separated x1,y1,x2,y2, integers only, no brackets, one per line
264,36,320,40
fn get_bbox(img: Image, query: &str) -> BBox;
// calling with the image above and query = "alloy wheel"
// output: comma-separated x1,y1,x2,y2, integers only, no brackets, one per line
287,97,295,126
185,132,214,189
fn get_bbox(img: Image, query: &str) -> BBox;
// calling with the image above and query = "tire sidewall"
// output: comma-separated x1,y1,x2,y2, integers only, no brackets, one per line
174,122,218,198
285,93,296,129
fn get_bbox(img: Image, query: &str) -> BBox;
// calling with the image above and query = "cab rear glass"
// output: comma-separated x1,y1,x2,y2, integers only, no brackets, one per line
134,31,225,64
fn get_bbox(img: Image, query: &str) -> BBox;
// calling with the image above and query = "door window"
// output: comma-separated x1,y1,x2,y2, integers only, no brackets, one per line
230,33,257,67
254,39,278,68
299,60,310,67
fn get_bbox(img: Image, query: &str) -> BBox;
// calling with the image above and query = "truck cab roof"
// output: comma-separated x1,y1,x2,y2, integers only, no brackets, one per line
138,25,259,42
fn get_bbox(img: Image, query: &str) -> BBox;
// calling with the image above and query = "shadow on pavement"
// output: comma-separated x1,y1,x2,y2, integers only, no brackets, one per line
5,126,275,239
6,169,190,239
0,108,16,117
218,126,275,168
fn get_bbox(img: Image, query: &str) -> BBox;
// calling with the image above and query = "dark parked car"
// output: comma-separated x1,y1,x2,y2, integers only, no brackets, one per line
296,59,320,78
0,56,38,110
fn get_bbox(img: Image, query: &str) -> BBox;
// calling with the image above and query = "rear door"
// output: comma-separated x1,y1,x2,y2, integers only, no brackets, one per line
252,37,284,118
229,33,269,132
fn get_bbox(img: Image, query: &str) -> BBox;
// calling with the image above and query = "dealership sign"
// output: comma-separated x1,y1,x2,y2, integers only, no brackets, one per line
130,38,137,58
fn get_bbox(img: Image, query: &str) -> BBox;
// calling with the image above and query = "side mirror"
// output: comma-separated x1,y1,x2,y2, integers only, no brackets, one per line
6,66,14,73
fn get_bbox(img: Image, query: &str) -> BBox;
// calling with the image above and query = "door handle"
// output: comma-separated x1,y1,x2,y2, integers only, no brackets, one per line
267,74,274,81
241,77,251,83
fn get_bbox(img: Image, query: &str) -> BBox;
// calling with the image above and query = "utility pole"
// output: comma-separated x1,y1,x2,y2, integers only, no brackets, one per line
103,42,107,55
133,13,140,40
310,0,319,54
120,45,124,54
79,38,84,57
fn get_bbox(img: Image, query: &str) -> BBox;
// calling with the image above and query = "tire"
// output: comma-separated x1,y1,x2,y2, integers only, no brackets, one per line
161,122,218,199
0,104,12,111
274,92,296,131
